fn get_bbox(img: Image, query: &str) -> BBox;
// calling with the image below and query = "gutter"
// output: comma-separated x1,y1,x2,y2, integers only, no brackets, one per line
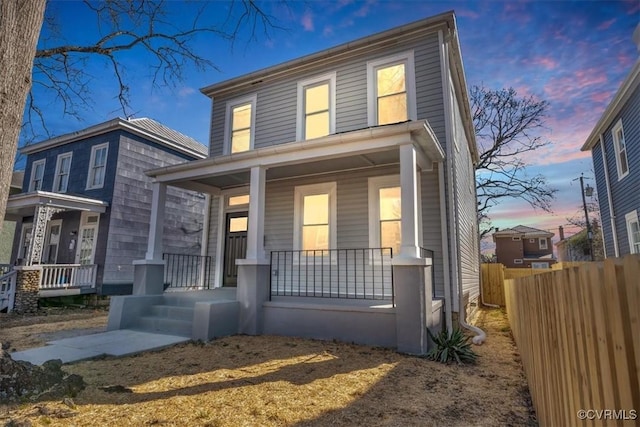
599,134,619,257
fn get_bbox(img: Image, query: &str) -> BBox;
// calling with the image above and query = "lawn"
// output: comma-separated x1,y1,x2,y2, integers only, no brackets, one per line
0,307,536,426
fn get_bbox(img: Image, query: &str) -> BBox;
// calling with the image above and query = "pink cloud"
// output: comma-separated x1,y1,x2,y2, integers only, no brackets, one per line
354,0,375,18
525,56,558,70
301,10,314,31
597,18,616,30
590,91,612,104
323,25,334,37
625,0,640,14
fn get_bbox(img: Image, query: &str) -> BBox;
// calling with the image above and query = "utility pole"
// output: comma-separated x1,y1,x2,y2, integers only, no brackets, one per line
578,174,594,261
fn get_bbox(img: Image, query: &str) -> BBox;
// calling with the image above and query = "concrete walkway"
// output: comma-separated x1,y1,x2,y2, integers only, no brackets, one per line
10,330,190,366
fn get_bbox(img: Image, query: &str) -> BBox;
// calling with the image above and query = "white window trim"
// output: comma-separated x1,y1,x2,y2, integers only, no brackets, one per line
29,159,46,192
86,143,109,190
514,259,523,265
19,224,34,261
43,219,63,264
539,238,548,250
296,72,336,141
293,182,337,251
53,152,73,193
625,210,640,254
366,51,417,127
368,175,401,251
224,94,257,155
612,119,629,180
75,212,100,265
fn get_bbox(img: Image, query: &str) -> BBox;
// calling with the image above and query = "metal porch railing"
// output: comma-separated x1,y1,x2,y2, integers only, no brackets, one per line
269,248,394,304
163,253,212,290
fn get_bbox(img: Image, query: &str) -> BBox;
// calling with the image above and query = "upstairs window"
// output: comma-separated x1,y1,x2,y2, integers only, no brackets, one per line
29,159,46,192
539,238,548,250
297,73,336,141
612,119,629,180
367,52,416,127
225,95,256,154
87,143,108,190
53,152,72,193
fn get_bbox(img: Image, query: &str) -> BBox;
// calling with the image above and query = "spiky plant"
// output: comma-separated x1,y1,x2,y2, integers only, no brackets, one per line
426,328,478,364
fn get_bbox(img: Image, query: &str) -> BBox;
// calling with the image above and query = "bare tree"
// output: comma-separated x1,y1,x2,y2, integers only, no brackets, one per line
471,85,558,239
0,0,283,231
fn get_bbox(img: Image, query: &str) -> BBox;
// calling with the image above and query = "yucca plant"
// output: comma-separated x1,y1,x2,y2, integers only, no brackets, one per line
426,327,478,364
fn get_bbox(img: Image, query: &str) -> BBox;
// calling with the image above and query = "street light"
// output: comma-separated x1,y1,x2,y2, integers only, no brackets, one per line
574,174,594,261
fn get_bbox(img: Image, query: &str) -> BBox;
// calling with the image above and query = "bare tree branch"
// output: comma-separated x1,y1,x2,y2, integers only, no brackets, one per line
24,0,287,142
471,85,558,239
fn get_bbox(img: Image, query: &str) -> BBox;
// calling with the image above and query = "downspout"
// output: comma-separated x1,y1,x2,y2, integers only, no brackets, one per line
599,134,619,257
438,162,453,334
440,27,485,344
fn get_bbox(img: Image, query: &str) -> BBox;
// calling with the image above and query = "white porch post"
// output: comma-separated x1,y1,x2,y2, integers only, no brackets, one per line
132,181,167,295
399,144,420,258
145,182,167,261
245,166,266,260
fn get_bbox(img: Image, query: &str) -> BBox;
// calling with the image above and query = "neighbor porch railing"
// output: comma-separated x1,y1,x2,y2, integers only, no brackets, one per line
39,264,97,289
163,253,212,290
0,270,17,312
0,264,11,276
269,248,394,304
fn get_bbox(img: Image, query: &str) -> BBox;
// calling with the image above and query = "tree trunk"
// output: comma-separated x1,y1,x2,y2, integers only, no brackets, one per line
0,1,46,232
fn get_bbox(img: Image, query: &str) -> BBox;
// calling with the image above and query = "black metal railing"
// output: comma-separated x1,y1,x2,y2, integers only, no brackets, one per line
163,253,212,290
420,247,436,298
269,248,394,304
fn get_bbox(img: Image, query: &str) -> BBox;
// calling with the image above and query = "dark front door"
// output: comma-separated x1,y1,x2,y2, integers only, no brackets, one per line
223,211,248,286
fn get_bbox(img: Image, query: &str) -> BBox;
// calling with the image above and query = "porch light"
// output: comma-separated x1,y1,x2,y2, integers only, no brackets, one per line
584,184,594,198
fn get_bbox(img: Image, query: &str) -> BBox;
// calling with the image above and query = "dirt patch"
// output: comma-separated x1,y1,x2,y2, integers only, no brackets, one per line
0,308,108,352
0,307,536,426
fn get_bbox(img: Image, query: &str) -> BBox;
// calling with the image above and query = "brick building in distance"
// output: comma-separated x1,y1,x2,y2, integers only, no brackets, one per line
493,225,556,268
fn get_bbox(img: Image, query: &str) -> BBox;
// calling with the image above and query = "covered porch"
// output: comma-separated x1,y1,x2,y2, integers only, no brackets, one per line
1,192,108,311
122,121,447,354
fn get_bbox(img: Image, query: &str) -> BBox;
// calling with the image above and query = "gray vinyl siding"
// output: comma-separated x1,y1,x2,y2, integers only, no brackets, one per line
421,166,445,297
103,136,204,287
208,32,444,156
451,79,480,305
593,84,640,256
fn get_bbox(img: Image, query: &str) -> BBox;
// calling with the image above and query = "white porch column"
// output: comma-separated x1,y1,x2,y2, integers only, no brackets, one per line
145,182,167,261
399,144,420,258
245,166,266,260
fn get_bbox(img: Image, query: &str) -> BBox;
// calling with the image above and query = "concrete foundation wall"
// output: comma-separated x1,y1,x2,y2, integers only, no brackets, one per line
263,299,396,348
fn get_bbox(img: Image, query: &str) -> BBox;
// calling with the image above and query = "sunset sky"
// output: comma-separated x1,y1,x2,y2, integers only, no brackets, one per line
27,0,640,252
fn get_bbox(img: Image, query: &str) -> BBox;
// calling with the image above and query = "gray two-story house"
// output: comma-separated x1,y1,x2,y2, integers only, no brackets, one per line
581,26,640,257
4,117,207,297
108,11,483,354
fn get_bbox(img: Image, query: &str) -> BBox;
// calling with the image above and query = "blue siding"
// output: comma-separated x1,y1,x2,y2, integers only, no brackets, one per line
593,84,640,256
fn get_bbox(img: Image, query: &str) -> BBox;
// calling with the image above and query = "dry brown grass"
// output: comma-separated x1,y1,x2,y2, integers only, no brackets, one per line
0,307,536,426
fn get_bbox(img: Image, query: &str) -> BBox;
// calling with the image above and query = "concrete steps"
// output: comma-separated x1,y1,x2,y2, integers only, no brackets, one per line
128,289,237,339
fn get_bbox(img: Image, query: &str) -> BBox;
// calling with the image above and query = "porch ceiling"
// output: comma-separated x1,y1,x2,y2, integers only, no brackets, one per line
5,191,108,219
151,120,444,194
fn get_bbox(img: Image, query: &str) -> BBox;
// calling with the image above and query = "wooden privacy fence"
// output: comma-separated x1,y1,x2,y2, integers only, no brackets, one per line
481,264,550,306
504,255,640,426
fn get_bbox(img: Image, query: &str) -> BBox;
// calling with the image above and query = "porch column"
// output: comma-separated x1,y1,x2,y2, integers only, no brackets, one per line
246,166,266,260
399,144,420,259
26,205,60,265
132,181,166,295
236,165,270,335
145,181,167,261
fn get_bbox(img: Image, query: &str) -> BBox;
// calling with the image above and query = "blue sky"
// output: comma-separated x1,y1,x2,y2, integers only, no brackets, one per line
27,0,640,250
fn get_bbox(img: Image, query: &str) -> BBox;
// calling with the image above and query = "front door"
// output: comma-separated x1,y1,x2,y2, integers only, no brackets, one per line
223,211,248,286
43,220,62,264
75,213,100,265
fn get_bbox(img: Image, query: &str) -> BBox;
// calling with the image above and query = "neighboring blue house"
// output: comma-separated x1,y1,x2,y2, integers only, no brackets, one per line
4,118,207,297
581,26,640,257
